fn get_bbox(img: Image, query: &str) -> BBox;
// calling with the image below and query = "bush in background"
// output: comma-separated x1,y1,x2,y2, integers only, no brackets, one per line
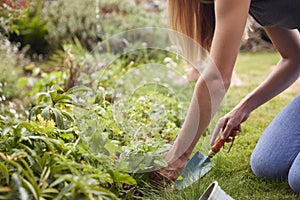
0,2,25,35
1,1,51,56
0,34,29,100
2,0,164,55
43,0,164,51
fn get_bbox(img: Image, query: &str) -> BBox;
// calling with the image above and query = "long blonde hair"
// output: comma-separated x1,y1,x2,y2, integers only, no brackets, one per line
168,0,215,51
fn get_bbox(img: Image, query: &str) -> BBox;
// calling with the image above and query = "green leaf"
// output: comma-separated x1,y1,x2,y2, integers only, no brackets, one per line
16,77,28,89
20,158,38,187
29,104,47,121
42,188,59,194
54,183,75,200
27,136,61,152
109,170,136,185
48,177,65,188
49,86,64,103
104,140,121,156
49,90,57,102
176,176,184,181
153,159,168,168
51,85,64,93
35,92,49,105
51,108,65,129
17,121,37,132
65,85,92,94
88,132,107,153
40,166,51,184
18,143,37,157
41,188,59,199
0,194,12,200
0,163,9,185
41,106,51,120
54,94,73,104
61,111,75,123
20,177,38,200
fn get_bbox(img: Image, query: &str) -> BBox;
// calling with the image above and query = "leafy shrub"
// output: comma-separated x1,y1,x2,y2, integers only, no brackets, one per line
0,76,186,198
43,0,164,51
0,9,191,195
29,85,76,130
0,2,25,35
2,0,166,55
0,116,127,199
17,39,98,100
0,34,29,100
0,43,191,198
8,0,50,55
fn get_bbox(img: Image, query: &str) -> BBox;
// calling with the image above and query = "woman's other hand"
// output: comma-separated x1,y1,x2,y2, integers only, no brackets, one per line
211,104,251,146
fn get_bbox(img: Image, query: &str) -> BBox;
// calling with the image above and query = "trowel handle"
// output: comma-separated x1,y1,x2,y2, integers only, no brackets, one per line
208,138,226,158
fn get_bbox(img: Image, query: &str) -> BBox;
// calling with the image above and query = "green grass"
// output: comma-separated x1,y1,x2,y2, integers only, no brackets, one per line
149,51,300,200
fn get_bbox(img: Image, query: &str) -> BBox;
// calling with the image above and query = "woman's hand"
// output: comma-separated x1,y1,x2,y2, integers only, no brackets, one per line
211,104,251,146
150,153,189,188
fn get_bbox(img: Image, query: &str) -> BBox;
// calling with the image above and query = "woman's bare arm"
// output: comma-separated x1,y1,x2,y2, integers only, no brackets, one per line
212,27,300,144
159,0,251,180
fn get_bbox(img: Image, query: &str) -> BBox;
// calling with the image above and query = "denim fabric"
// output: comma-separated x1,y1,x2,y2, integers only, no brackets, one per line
250,94,300,193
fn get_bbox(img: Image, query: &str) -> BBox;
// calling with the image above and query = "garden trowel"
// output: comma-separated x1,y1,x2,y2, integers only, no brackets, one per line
175,151,212,189
175,137,227,189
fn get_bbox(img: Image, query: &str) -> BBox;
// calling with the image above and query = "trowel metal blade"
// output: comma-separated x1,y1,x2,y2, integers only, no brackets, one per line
175,151,213,190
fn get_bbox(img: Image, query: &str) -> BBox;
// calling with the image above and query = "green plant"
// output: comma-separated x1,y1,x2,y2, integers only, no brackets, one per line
0,121,122,199
0,2,26,35
0,87,138,199
42,0,164,51
0,67,188,198
0,34,29,100
16,39,97,99
29,85,76,130
8,0,50,55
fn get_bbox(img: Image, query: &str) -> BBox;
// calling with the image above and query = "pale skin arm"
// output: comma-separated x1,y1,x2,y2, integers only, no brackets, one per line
211,27,300,145
153,0,251,182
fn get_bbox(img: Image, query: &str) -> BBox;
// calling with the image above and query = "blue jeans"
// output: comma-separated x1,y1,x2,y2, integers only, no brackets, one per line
250,94,300,193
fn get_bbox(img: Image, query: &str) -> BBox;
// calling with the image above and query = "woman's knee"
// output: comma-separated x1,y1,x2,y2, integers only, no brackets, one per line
288,154,300,193
250,94,300,180
250,147,288,180
250,150,270,179
250,149,273,179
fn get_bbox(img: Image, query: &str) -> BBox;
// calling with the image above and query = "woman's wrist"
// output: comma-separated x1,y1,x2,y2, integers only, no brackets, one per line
238,94,256,114
165,143,191,164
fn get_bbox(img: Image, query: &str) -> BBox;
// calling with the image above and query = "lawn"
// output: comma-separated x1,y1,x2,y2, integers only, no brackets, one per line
152,51,300,200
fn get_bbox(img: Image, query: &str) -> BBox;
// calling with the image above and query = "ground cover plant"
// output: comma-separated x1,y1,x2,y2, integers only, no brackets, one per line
0,21,191,198
2,42,300,200
0,40,184,200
